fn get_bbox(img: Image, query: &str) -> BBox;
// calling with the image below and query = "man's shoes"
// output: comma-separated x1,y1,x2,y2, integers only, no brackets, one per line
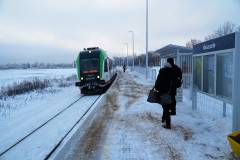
162,125,171,129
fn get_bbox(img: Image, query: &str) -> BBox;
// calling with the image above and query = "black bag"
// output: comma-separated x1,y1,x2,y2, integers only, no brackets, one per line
159,80,173,106
159,93,172,106
147,89,160,103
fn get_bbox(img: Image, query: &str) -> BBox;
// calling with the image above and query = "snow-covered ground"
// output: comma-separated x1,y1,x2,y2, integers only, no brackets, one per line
0,68,89,159
59,69,236,160
0,86,79,153
0,72,104,160
0,68,237,160
0,68,76,87
0,69,78,117
1,95,100,160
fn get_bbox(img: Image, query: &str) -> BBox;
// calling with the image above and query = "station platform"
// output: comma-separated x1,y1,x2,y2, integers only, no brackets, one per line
55,70,234,160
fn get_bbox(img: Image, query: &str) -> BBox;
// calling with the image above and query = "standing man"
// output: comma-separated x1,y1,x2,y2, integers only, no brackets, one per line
123,64,127,72
154,62,174,129
167,58,182,115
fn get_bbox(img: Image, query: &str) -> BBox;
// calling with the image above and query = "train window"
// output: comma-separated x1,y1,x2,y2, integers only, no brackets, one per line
104,59,108,72
80,58,99,71
109,60,112,70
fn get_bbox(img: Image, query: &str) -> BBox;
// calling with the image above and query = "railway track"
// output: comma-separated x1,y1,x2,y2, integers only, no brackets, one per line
44,95,102,160
0,95,102,160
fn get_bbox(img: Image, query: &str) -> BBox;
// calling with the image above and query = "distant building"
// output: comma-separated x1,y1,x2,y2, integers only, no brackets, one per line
154,44,193,88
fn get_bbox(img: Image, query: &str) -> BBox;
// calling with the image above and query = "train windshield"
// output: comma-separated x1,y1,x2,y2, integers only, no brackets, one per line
80,58,99,71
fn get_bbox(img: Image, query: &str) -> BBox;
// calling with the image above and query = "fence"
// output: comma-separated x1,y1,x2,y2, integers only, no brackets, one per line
132,66,157,81
182,73,192,89
192,89,233,118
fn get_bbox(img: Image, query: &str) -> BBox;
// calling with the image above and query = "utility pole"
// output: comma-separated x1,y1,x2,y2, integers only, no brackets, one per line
124,43,129,67
122,47,124,66
129,30,135,69
145,0,149,79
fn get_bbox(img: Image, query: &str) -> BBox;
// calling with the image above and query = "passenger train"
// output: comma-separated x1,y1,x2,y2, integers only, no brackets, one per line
75,47,116,94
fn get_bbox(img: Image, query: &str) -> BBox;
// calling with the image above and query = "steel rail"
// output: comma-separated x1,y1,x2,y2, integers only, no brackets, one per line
44,95,102,160
0,96,85,157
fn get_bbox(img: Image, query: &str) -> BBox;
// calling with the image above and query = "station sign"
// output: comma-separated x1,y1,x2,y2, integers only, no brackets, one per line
193,33,235,54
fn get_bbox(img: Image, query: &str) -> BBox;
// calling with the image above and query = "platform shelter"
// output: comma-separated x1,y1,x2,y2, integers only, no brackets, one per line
192,32,240,131
155,44,193,89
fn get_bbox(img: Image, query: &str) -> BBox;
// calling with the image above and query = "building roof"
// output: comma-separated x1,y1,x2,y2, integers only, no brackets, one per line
154,44,192,58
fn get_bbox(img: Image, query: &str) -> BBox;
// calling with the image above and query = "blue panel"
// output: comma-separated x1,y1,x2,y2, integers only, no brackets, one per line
193,33,235,54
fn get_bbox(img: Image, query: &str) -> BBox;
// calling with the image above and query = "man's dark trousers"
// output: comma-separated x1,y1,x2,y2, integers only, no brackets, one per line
171,95,176,115
162,105,171,126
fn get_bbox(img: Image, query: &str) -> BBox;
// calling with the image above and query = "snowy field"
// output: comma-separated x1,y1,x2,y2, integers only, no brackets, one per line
0,68,78,117
0,68,110,160
0,68,76,87
58,69,236,160
0,68,86,159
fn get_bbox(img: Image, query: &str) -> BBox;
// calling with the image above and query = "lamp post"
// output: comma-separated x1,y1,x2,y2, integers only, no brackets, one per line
129,30,135,69
121,47,124,66
145,0,149,79
124,43,129,67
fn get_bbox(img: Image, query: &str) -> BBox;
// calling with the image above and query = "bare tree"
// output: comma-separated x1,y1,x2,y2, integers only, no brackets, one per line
148,52,160,66
205,21,236,40
186,39,202,48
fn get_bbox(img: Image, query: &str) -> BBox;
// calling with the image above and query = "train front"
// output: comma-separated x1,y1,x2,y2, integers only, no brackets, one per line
75,48,102,94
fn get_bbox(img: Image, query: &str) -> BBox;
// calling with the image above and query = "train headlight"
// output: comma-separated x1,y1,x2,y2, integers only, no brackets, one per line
97,76,100,79
81,77,84,80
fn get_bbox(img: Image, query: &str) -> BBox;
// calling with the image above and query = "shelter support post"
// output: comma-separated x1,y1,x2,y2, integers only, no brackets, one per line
176,49,180,66
192,88,197,110
232,32,240,131
223,102,227,118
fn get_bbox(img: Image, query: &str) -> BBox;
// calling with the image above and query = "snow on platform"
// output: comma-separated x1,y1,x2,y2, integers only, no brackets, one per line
58,70,234,160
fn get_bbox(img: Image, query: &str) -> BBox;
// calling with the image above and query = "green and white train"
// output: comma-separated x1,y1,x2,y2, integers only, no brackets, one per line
75,47,116,94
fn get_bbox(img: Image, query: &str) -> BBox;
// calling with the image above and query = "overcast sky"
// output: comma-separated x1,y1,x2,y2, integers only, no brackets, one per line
0,0,240,64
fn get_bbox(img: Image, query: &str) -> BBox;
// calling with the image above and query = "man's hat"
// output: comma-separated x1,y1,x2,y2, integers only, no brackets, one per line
167,58,174,66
